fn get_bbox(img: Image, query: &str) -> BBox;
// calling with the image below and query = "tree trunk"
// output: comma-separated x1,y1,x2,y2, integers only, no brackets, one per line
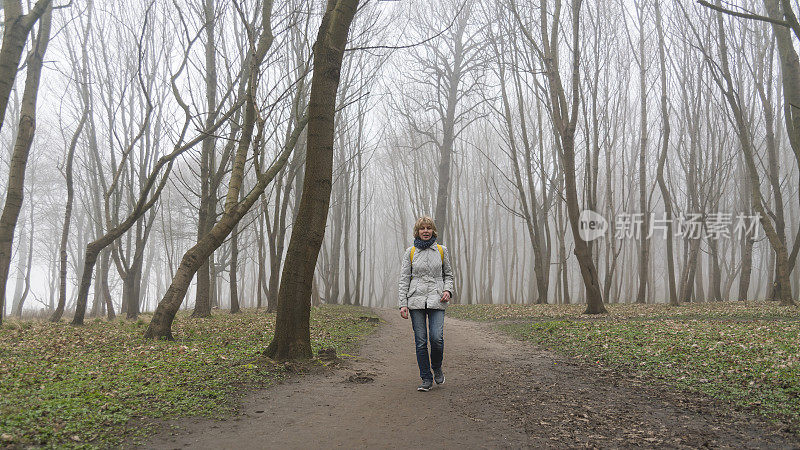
145,17,304,334
738,197,755,301
264,0,359,360
327,178,345,303
12,211,33,317
635,1,649,304
342,160,354,305
709,238,723,301
432,9,471,241
52,106,88,321
94,248,115,319
0,5,52,325
695,249,705,302
654,0,676,304
124,246,145,320
557,197,570,305
267,161,296,312
494,41,551,305
192,0,220,318
256,212,266,309
194,236,213,316
230,223,241,314
355,110,363,306
0,0,53,133
10,209,27,317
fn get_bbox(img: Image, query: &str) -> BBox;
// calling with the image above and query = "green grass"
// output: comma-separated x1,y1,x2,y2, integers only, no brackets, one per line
0,305,378,448
448,301,800,322
451,302,800,430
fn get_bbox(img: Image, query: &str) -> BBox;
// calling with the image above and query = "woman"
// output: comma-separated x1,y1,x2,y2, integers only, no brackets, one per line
398,216,455,391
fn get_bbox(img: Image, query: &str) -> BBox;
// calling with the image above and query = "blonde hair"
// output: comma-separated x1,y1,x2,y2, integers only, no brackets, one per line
413,216,438,239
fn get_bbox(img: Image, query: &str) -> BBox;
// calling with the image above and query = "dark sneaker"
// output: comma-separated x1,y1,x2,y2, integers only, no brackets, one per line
417,380,433,391
434,369,445,385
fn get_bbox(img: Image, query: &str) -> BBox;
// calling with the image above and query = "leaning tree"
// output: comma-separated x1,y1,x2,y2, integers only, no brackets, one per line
264,0,360,360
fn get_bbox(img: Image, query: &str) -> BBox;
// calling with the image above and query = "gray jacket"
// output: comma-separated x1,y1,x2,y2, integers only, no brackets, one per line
398,244,455,310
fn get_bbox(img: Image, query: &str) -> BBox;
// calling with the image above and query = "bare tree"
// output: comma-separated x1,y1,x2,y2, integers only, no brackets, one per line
51,1,92,321
144,0,315,339
512,0,606,312
692,1,795,305
654,0,678,305
392,0,483,241
620,0,652,304
70,5,251,324
486,6,552,304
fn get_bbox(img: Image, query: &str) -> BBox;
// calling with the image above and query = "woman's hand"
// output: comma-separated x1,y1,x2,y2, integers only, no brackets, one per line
400,306,409,319
441,291,451,303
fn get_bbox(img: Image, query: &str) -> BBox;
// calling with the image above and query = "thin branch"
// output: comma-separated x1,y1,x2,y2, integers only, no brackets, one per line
697,0,791,28
345,0,468,51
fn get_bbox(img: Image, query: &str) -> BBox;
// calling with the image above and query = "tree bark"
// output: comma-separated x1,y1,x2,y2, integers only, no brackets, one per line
230,223,241,314
354,102,364,306
433,9,471,241
327,168,345,303
342,164,353,305
266,171,294,312
492,33,551,304
0,0,53,134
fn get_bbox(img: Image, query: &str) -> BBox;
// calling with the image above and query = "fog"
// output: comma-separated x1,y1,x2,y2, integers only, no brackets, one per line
1,0,798,321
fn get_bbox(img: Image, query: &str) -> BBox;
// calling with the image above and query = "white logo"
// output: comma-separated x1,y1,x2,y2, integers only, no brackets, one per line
579,209,607,242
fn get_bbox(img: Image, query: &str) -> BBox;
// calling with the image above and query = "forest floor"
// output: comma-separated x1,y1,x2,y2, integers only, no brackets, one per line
144,306,800,449
0,306,379,448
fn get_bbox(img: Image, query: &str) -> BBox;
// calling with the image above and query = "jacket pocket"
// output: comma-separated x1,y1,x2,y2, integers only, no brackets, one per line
436,279,444,294
407,278,418,297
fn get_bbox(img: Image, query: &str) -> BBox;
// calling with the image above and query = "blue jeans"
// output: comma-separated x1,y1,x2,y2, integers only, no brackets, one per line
409,308,444,382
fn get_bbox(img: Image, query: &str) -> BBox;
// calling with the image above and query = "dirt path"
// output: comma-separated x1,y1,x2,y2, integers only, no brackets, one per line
145,309,799,449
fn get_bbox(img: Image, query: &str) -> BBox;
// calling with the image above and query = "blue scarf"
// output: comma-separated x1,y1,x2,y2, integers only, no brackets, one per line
414,235,437,250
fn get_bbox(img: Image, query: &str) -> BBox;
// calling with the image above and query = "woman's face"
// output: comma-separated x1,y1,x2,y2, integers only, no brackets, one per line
418,224,434,240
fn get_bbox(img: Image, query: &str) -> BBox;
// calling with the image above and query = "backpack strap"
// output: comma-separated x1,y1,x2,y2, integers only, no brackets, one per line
408,247,415,285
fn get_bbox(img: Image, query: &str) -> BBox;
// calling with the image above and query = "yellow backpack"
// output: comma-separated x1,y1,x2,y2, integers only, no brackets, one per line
410,244,444,265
